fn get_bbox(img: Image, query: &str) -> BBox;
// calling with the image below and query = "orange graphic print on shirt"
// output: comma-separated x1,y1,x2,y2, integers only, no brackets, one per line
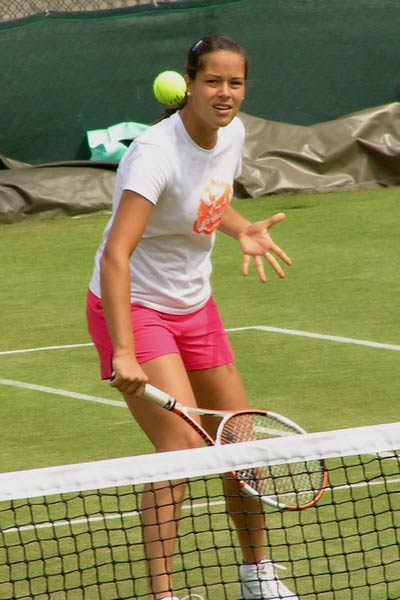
193,180,232,235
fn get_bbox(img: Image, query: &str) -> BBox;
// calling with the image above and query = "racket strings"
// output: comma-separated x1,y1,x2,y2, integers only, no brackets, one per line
219,412,326,508
237,460,325,504
219,411,297,446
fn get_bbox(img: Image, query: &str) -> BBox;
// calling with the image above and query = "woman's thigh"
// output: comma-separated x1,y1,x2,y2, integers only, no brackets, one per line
188,363,250,438
124,353,202,452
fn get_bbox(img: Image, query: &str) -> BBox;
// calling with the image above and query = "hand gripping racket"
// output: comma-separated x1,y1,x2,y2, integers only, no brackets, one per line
144,384,328,511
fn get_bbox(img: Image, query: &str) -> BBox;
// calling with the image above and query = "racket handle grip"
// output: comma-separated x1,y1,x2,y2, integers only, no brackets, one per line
144,384,176,410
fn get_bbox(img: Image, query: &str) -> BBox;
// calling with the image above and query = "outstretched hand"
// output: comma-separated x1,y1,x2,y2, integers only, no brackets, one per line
238,213,292,283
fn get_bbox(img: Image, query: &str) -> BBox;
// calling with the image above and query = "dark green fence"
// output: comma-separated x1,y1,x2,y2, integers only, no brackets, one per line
1,0,399,163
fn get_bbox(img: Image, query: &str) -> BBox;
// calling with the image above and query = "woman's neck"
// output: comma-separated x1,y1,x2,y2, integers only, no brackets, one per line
179,108,218,150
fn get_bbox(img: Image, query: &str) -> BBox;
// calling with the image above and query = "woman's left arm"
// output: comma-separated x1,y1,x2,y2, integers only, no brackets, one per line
218,204,292,283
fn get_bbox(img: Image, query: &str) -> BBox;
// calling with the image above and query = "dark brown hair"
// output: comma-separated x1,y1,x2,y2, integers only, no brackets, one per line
186,34,249,81
161,34,248,119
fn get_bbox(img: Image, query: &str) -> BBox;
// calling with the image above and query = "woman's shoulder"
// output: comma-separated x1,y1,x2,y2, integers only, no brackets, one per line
218,115,246,147
118,115,179,177
229,115,246,137
136,112,179,147
120,114,178,165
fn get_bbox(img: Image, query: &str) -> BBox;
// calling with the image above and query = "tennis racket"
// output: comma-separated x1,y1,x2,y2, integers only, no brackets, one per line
144,384,328,511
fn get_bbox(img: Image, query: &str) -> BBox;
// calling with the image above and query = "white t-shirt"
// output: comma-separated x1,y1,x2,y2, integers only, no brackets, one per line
89,111,245,314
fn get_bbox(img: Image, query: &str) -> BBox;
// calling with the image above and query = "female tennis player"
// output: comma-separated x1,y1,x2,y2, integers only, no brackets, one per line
87,34,296,600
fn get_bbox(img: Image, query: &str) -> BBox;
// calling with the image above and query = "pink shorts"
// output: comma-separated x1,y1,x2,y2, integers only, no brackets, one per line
86,290,234,379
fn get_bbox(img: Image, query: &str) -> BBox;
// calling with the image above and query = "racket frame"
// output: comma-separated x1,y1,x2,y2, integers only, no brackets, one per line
144,384,328,510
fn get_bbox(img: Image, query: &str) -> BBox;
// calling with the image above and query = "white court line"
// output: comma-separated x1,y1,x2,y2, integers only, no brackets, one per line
2,502,227,534
3,477,400,535
0,378,125,408
0,342,93,356
1,326,399,356
2,510,141,533
228,326,400,352
1,326,399,408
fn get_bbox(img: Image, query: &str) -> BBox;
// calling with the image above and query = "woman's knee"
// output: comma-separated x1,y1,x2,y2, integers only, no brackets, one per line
153,427,204,453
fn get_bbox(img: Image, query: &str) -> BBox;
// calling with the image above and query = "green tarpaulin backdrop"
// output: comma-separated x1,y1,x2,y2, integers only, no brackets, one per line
1,0,400,163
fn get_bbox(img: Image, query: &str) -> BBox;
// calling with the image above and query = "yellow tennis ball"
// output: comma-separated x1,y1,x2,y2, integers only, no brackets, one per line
153,71,187,105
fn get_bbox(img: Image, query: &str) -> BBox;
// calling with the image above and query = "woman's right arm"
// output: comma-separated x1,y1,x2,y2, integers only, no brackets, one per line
100,190,154,398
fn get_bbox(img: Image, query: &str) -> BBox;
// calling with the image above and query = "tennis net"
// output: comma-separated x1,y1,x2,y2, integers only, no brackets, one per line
1,422,399,599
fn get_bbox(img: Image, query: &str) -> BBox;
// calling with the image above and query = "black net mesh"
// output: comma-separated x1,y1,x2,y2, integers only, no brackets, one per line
1,425,400,599
0,0,181,22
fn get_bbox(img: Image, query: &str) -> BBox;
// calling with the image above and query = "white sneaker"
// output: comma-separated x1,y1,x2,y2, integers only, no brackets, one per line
239,560,298,599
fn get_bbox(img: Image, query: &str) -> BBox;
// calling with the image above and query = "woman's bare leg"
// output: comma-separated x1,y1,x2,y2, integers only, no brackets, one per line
123,353,201,599
139,479,186,599
189,362,267,564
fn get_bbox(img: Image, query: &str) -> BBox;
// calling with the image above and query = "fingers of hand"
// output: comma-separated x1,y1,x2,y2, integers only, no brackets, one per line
264,251,286,279
263,213,286,230
264,212,286,229
110,371,147,397
242,254,251,277
254,255,267,283
266,244,292,267
243,251,290,281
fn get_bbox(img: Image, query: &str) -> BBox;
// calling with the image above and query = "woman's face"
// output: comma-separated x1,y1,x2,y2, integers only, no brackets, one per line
184,50,246,144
